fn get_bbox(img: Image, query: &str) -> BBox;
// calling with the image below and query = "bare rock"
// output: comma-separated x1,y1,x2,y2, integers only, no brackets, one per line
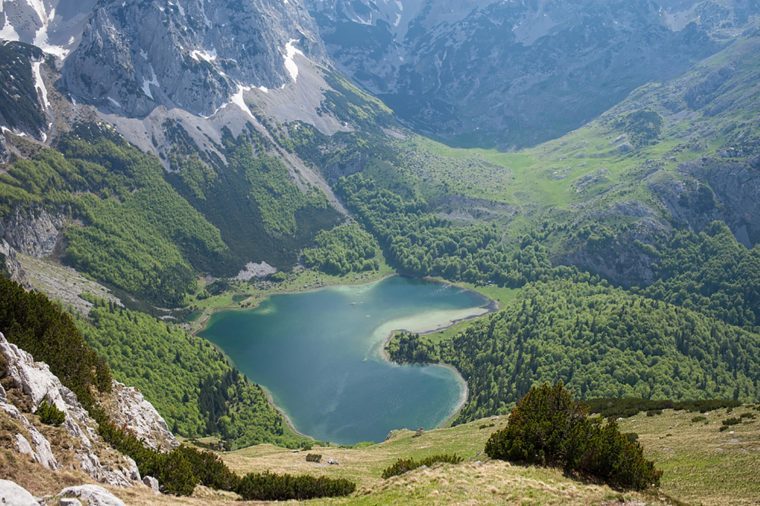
0,333,138,486
0,240,25,283
0,383,59,471
108,382,178,452
235,261,277,281
0,207,63,258
56,486,124,506
58,499,83,506
141,476,159,494
0,479,39,506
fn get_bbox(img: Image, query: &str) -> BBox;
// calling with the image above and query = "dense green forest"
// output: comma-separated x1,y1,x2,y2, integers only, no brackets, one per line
166,126,342,271
79,299,306,449
640,222,760,332
0,125,342,305
301,222,381,275
337,173,566,285
389,280,760,423
0,133,228,305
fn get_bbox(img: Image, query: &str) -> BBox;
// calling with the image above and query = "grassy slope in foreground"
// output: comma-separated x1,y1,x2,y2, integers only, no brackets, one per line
212,406,759,505
7,405,758,505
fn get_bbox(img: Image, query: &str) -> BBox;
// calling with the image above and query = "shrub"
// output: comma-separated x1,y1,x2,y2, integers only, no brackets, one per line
235,472,355,501
586,398,742,419
381,454,463,479
306,454,322,463
691,416,707,423
486,383,661,490
95,409,240,496
156,451,197,496
722,417,741,426
174,446,240,491
36,400,65,426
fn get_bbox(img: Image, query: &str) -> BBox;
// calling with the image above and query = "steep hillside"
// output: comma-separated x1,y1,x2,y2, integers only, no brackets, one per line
62,0,326,118
308,0,758,148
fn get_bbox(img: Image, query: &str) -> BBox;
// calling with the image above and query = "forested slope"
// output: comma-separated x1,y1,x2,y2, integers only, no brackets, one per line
79,299,306,449
389,280,760,423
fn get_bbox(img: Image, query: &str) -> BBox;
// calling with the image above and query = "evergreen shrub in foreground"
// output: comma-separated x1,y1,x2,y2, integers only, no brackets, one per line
485,382,662,490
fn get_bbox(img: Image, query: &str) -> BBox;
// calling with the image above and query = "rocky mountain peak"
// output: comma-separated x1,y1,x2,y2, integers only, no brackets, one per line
307,0,758,148
61,0,326,117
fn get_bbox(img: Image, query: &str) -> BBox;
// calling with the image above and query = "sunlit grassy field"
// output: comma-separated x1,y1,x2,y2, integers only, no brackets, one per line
211,406,760,504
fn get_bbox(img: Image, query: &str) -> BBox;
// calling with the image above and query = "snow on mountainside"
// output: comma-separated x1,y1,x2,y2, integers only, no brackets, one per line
0,0,96,58
62,0,327,118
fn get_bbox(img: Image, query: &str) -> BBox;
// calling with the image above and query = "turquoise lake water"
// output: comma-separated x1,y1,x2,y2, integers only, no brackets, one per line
199,276,489,445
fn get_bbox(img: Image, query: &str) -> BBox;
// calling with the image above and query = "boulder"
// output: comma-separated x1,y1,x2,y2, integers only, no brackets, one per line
141,476,159,494
0,479,38,506
57,486,124,506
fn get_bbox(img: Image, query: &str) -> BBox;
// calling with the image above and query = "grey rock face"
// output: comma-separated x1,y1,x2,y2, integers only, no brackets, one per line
0,479,38,506
62,0,325,118
1,207,63,257
307,0,757,148
0,42,48,139
109,381,178,452
0,0,97,59
0,332,139,487
0,240,25,281
651,157,760,247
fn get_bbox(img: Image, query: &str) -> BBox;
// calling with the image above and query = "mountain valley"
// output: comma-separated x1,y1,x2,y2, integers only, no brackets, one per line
0,0,758,503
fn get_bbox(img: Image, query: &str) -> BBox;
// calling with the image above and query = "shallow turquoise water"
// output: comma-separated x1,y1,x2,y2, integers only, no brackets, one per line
200,276,488,445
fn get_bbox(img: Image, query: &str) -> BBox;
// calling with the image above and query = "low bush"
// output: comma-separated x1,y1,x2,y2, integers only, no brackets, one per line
306,454,322,463
486,383,661,491
381,454,463,479
235,472,355,501
586,398,742,419
36,400,65,426
691,416,707,423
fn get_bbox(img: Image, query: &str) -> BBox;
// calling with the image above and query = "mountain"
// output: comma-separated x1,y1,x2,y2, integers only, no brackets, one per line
307,0,759,148
62,0,326,118
0,0,96,59
0,0,758,502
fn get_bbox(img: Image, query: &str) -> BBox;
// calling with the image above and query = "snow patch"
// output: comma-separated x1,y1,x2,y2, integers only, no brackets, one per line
0,13,20,41
283,39,303,83
32,20,69,58
141,65,159,99
31,60,49,109
230,84,254,119
25,0,48,25
190,48,217,62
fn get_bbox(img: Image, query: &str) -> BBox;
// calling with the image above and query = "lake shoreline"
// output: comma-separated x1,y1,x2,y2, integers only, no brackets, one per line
377,298,497,429
200,275,497,445
190,271,396,336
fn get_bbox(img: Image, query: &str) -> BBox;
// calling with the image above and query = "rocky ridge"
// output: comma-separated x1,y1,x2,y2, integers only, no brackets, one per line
0,332,176,489
62,0,326,119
